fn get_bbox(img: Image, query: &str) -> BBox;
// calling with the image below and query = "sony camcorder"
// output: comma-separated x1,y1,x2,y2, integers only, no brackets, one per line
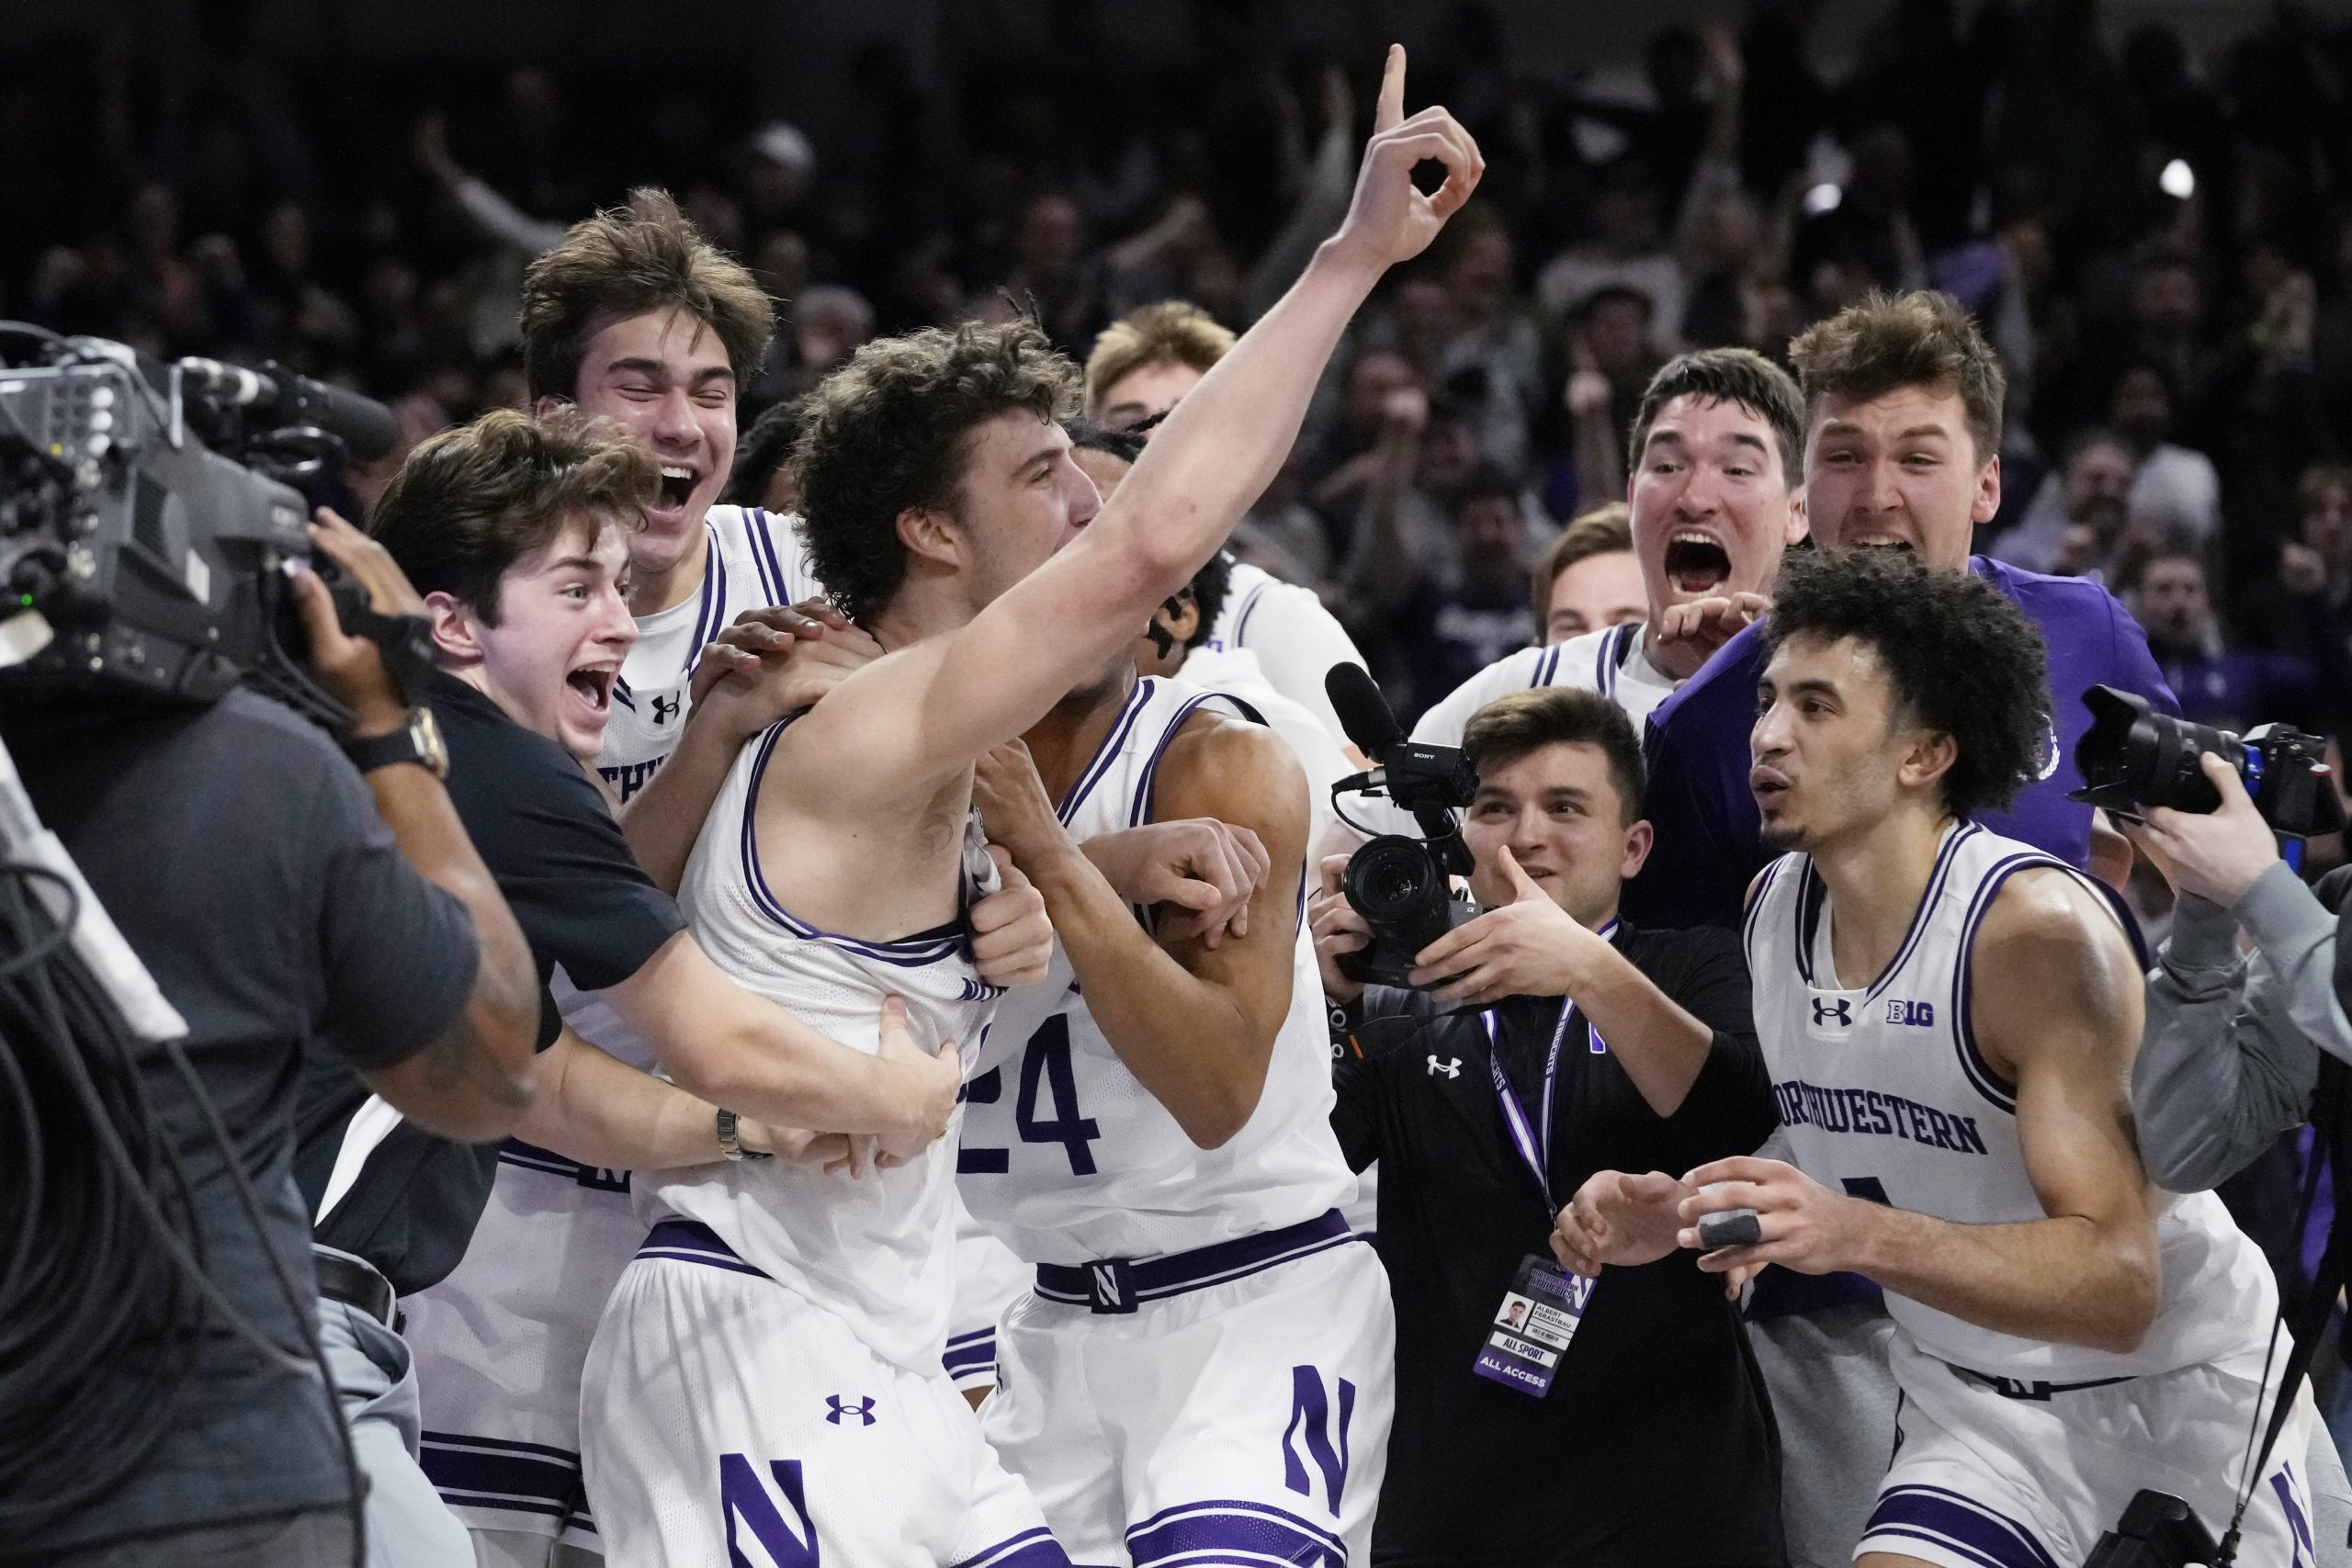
0,327,428,728
1325,663,1480,988
2072,684,2346,840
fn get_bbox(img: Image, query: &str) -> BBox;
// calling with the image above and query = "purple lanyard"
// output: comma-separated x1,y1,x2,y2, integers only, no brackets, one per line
1479,922,1613,1209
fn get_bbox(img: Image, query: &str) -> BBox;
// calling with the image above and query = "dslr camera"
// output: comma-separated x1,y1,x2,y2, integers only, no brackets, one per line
2073,685,2346,840
0,328,424,725
1325,665,1481,988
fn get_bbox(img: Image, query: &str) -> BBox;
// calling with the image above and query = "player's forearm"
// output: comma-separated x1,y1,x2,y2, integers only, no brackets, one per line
1095,243,1385,604
1561,944,1718,1117
617,710,738,894
1023,838,1270,1147
515,1029,729,1172
1849,1201,2160,1353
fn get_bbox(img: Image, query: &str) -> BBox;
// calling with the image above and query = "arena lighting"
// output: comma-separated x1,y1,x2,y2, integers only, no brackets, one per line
1803,182,1843,216
2160,158,2196,199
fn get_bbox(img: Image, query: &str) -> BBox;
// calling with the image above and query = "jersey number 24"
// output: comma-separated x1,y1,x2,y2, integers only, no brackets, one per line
958,1016,1102,1176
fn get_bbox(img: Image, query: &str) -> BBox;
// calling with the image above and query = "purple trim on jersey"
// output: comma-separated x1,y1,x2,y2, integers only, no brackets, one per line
738,719,972,966
745,505,798,606
1948,852,2058,1114
1125,1499,1346,1568
611,676,637,713
953,1527,1074,1568
419,1430,586,1522
1033,1209,1354,1312
1742,854,1794,971
1596,621,1637,702
1127,691,1268,829
1531,642,1564,689
1791,825,1976,999
740,506,779,604
685,519,728,672
632,1218,774,1279
1231,581,1269,645
942,1326,998,1380
1862,1485,2058,1568
1060,678,1155,825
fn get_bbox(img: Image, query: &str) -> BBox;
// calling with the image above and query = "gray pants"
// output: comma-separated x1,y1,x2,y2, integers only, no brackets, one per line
317,1295,478,1568
1754,1301,2352,1566
25,1508,356,1567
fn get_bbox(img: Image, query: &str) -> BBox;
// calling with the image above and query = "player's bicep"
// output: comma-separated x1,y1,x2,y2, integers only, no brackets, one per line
1149,723,1313,1038
1975,877,2152,1230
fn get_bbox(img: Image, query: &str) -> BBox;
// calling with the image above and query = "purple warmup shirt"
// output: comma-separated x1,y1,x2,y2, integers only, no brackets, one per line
1624,556,2178,1320
1623,555,2179,931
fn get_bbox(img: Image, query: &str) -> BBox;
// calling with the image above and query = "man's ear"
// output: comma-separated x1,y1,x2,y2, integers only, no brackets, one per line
1971,453,2003,526
896,505,962,574
1786,481,1810,546
1900,730,1960,797
424,589,486,666
533,394,571,422
1619,818,1656,882
1164,591,1202,648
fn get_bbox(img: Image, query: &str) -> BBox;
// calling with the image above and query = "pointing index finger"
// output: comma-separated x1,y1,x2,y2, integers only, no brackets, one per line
1374,44,1405,134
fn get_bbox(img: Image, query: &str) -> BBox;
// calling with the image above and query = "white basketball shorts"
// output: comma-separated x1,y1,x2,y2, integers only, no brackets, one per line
980,1210,1396,1566
580,1220,1069,1568
1858,1326,2318,1567
947,1215,1030,1395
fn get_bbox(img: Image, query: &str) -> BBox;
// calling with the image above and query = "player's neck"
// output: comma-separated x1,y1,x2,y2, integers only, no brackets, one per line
1022,664,1141,802
1812,808,1957,989
626,521,711,618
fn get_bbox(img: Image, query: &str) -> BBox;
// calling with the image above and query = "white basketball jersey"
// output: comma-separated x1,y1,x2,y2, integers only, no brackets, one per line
1746,822,2274,1380
653,716,1003,1372
958,675,1356,1265
1202,559,1369,750
1410,621,1674,750
597,504,821,804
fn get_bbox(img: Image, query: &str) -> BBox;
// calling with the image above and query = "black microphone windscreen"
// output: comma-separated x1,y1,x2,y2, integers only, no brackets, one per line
1325,661,1404,755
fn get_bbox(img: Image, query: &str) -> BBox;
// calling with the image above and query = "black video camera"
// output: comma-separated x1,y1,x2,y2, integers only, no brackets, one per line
2072,685,2346,840
0,329,428,728
1325,664,1481,988
2084,1489,2216,1567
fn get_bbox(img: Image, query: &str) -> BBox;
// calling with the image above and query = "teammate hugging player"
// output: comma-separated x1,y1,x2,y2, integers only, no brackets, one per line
575,47,1479,1567
1557,548,2308,1567
959,491,1393,1560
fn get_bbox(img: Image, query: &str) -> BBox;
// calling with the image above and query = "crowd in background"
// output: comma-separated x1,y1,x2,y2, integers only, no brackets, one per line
6,0,2352,743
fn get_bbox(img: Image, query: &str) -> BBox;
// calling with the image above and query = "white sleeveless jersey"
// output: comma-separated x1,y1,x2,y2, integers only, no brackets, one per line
1746,822,2274,1381
958,674,1356,1265
651,716,1003,1372
1410,621,1674,750
596,505,821,805
1202,559,1368,750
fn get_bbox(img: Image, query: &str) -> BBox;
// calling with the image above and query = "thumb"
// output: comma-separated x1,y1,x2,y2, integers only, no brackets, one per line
289,569,343,655
1497,843,1544,902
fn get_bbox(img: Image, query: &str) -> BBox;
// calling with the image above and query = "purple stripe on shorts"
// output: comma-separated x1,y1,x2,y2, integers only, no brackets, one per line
952,1526,1074,1568
1126,1507,1343,1568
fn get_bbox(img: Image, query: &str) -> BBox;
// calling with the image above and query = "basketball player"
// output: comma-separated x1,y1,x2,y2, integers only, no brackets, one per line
1557,548,2309,1567
400,190,1051,1568
956,517,1390,1565
1408,347,1806,745
577,49,1479,1566
1082,299,1374,750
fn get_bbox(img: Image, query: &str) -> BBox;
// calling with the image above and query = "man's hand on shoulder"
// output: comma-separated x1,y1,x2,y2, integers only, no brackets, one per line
1651,592,1769,679
1083,818,1271,950
688,600,886,746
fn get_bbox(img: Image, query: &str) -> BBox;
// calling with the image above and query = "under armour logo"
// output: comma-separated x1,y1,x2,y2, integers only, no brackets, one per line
823,1394,876,1426
1811,998,1852,1028
651,694,682,726
1427,1055,1462,1078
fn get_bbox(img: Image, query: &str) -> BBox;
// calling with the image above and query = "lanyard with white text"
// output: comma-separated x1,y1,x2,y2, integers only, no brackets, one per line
1478,919,1615,1210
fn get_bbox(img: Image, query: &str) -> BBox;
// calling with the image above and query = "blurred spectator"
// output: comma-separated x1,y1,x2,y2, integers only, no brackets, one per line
1990,427,2140,581
2106,356,2222,544
2129,543,2316,732
724,396,808,514
1538,160,1685,351
1362,464,1541,721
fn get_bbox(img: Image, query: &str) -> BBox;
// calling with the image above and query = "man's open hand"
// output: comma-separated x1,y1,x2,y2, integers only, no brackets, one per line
688,600,884,743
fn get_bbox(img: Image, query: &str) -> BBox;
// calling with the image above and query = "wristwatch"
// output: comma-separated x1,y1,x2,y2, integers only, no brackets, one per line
717,1108,772,1161
344,706,448,781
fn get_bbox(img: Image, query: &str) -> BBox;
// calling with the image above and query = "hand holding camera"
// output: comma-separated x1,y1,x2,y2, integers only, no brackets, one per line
2116,753,2284,909
290,507,429,739
1408,845,1611,1006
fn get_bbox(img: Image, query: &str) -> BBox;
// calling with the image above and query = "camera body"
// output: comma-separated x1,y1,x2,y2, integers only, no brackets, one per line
1336,737,1482,988
0,333,419,724
2073,684,2346,840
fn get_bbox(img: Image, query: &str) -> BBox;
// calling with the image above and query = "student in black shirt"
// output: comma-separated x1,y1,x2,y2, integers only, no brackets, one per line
1315,687,1783,1568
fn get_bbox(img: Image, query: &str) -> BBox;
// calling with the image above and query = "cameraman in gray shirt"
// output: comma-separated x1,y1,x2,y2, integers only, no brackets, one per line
2122,750,2352,1557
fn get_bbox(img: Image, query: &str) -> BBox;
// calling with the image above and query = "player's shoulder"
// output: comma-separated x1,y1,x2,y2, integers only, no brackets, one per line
1972,854,2136,987
1647,618,1769,733
1969,553,2131,625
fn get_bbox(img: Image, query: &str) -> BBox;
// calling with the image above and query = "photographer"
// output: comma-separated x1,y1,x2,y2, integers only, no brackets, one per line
1,513,541,1565
1315,687,1781,1568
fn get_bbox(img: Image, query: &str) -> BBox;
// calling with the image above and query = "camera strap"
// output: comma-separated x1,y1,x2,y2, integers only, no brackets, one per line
2222,1081,2346,1562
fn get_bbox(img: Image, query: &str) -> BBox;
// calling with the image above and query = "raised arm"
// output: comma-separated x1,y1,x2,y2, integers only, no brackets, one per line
805,49,1482,786
976,718,1310,1148
1680,869,2162,1352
